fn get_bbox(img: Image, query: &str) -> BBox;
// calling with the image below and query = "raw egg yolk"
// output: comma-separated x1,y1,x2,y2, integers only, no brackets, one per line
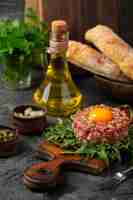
88,106,113,122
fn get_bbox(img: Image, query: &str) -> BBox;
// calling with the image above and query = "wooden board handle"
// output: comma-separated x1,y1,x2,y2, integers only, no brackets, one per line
24,157,106,190
23,142,106,191
23,158,64,190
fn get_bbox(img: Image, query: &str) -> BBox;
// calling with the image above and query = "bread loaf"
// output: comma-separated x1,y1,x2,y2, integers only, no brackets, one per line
67,40,121,80
85,25,133,80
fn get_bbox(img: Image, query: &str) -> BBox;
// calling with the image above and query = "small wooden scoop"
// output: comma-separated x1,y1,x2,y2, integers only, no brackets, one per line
23,142,106,191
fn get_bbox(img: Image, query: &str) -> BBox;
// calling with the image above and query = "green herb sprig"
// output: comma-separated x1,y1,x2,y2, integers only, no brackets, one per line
43,119,133,166
0,8,49,57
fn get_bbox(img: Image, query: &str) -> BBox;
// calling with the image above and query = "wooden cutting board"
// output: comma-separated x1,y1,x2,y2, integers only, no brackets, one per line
23,141,106,191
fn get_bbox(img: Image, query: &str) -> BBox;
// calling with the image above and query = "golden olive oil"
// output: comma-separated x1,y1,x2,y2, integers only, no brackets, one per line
33,20,82,117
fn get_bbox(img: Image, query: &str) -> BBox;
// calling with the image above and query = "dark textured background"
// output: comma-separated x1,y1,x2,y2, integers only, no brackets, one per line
0,1,133,200
46,0,133,44
1,74,133,200
0,0,24,19
2,0,132,43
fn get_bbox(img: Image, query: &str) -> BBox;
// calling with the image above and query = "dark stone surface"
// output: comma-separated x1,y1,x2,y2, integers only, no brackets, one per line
0,1,133,200
0,75,133,200
0,0,24,19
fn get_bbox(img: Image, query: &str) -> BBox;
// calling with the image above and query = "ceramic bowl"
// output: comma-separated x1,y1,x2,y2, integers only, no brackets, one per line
12,105,47,135
95,75,133,104
0,125,19,156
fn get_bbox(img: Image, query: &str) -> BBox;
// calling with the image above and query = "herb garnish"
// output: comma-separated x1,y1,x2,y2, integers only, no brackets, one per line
0,9,48,57
43,119,133,166
0,9,49,88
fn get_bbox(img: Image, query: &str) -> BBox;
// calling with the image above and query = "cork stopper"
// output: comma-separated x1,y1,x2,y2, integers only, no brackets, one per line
51,20,68,33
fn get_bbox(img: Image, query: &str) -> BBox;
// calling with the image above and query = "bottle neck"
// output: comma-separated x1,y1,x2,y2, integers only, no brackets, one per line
48,31,69,69
48,31,69,55
49,51,68,70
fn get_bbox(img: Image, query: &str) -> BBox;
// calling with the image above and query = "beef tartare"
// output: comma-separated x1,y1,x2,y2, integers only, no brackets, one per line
72,104,130,143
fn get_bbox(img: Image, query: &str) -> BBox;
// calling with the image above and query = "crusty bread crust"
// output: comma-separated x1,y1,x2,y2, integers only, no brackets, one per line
85,25,133,80
67,40,121,80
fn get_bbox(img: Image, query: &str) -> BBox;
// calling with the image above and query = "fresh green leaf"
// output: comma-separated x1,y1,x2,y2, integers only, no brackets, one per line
43,119,133,166
0,9,48,58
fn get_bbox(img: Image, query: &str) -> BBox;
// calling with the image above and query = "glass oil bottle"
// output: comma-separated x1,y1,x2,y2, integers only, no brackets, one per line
33,20,82,117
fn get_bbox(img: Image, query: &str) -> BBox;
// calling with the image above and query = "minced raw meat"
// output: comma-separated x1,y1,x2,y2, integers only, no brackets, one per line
72,105,130,144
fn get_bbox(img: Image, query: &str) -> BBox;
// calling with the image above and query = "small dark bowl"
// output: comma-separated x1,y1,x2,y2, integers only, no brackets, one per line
95,75,133,104
0,125,19,156
12,105,47,135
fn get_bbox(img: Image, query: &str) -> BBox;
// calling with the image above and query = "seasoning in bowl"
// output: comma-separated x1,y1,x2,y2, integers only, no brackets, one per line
12,105,47,135
0,126,19,156
0,129,17,143
14,107,45,119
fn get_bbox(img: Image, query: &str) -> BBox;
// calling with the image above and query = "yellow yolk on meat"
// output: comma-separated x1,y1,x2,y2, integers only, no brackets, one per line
88,106,113,122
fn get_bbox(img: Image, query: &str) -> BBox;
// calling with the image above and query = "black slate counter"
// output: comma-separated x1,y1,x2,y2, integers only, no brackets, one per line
0,75,133,200
0,1,133,199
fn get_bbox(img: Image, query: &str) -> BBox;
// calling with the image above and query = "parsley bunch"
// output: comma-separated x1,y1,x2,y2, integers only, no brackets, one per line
0,8,48,57
44,119,133,166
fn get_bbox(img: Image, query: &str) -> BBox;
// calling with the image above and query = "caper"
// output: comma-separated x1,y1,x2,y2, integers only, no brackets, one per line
0,138,4,142
8,133,14,137
3,138,8,142
0,130,16,143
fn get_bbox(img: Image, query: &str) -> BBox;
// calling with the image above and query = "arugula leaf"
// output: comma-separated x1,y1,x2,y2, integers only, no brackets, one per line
43,119,133,166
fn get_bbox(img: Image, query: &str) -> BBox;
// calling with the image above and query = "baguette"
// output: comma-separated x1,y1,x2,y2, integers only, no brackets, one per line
67,40,122,80
85,25,133,80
